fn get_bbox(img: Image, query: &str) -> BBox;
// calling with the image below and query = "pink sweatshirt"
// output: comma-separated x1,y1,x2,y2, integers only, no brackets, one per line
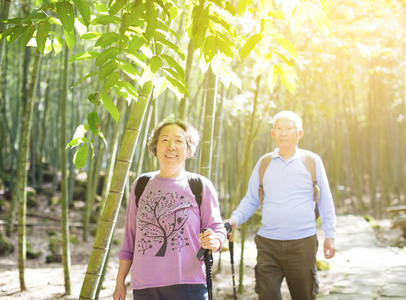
118,170,227,290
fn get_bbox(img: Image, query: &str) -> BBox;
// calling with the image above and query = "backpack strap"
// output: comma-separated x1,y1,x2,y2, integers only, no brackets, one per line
187,173,203,210
258,153,273,209
300,151,320,219
135,173,203,210
135,174,152,208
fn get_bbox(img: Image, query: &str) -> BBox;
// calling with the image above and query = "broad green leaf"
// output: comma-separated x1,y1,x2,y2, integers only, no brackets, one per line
203,35,217,63
52,35,63,54
161,54,184,77
271,32,298,60
128,35,146,53
81,32,103,40
319,0,331,13
118,59,140,80
87,111,100,135
98,130,108,147
290,1,307,35
267,64,279,90
88,92,100,105
104,71,119,93
166,81,183,101
72,72,98,88
152,77,168,99
276,64,297,94
116,80,138,102
156,39,185,60
64,29,75,49
25,12,47,23
94,2,108,12
72,124,89,140
237,0,252,14
95,32,120,48
69,51,99,63
44,38,53,55
36,21,50,55
95,47,120,67
164,73,187,96
99,59,119,81
253,52,272,78
163,67,185,84
74,143,88,169
149,55,162,73
216,35,234,59
91,15,121,26
0,26,21,44
67,137,88,148
307,2,331,36
268,10,284,20
73,0,91,27
240,33,263,59
100,93,120,123
109,0,127,16
74,18,87,36
20,26,36,49
0,18,24,25
145,0,157,41
57,1,75,33
140,65,155,86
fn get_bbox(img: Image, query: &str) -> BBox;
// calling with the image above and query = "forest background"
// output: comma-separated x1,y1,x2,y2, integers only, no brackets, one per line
0,0,405,299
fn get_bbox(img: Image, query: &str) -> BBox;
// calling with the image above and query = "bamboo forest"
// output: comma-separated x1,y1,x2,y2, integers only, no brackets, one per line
0,0,406,299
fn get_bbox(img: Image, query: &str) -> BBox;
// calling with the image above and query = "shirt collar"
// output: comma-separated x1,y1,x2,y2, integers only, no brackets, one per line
271,147,300,159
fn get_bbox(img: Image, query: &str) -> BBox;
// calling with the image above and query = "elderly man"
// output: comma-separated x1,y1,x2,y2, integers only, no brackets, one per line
224,111,336,300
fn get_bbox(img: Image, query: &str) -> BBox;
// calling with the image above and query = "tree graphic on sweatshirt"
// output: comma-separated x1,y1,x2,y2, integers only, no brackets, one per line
137,189,193,256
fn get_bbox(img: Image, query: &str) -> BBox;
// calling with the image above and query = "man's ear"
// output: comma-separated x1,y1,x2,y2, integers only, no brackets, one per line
298,129,304,140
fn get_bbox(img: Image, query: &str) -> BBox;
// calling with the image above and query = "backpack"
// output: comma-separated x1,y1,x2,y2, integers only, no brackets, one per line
134,172,203,210
258,150,320,219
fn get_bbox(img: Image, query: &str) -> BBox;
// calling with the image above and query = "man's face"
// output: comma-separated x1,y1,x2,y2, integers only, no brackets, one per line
271,117,304,150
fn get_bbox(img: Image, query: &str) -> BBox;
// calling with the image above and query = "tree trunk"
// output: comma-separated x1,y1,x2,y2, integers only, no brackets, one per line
78,82,152,300
17,49,41,291
60,43,72,295
198,68,217,179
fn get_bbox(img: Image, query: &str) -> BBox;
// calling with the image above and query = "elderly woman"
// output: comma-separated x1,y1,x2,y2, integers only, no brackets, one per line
113,119,226,300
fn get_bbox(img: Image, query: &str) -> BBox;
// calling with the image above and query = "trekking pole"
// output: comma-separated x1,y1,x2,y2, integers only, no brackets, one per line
196,228,213,300
224,222,237,300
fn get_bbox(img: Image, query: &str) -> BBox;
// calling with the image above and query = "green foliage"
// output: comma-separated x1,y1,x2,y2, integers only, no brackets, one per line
0,232,14,257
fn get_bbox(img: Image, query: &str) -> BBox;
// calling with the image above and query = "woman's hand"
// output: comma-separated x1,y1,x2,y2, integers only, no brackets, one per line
112,282,126,300
199,228,221,252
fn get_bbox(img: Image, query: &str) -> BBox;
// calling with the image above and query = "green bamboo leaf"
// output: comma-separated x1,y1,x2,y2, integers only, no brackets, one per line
95,47,120,67
104,71,119,93
116,80,138,101
237,0,252,14
145,0,157,40
253,52,272,79
87,111,100,135
164,74,187,96
81,32,103,40
290,1,306,35
91,15,121,26
109,0,127,16
72,72,98,88
0,26,21,44
307,2,331,36
240,33,263,59
73,0,91,27
20,26,36,49
0,18,25,25
64,29,75,49
67,137,88,148
127,35,146,53
88,92,100,105
203,35,216,63
36,21,50,54
149,55,162,73
74,143,88,169
69,51,99,63
99,59,119,81
57,1,75,33
118,59,140,79
270,32,298,61
268,10,284,20
267,65,279,91
156,39,185,60
277,63,297,94
100,93,120,123
95,32,120,48
152,77,168,99
52,35,63,54
161,54,184,77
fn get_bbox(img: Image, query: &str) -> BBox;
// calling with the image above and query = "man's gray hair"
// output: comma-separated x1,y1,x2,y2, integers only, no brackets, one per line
272,111,303,130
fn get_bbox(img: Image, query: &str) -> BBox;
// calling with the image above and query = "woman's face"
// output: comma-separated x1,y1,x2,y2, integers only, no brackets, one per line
156,124,188,171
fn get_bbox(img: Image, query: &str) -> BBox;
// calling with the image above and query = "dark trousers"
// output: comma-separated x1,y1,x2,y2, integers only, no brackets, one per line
133,284,208,300
254,234,319,300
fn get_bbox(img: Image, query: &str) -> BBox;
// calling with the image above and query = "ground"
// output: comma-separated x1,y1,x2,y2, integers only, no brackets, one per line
0,192,404,300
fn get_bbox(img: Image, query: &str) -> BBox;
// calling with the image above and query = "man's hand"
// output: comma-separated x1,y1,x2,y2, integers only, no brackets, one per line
324,238,336,259
223,218,237,230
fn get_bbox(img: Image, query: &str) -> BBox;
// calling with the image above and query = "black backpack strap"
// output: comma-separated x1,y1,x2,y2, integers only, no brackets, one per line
135,174,152,208
187,173,203,210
